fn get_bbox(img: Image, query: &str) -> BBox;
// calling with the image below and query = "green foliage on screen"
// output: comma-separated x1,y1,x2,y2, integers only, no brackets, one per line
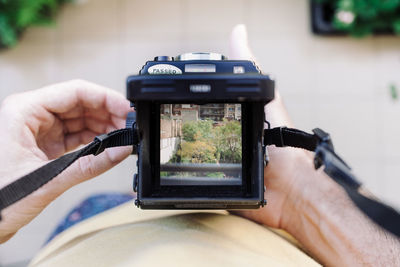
317,0,400,36
179,140,217,164
214,120,242,163
0,0,70,48
176,119,242,164
182,120,214,142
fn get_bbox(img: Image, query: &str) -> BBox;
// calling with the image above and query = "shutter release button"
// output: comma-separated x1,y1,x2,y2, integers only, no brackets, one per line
154,56,173,61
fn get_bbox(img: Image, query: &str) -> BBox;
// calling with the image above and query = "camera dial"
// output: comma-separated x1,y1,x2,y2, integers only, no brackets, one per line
175,52,226,61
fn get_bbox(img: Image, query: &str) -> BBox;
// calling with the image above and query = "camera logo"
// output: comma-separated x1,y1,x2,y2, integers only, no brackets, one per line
190,84,211,93
148,64,182,75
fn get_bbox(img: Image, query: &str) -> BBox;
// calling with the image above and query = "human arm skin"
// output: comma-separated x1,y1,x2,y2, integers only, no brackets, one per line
0,80,132,243
230,24,400,266
281,155,400,266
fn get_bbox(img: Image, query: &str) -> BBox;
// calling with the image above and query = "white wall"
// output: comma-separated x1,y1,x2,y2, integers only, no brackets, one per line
160,137,180,164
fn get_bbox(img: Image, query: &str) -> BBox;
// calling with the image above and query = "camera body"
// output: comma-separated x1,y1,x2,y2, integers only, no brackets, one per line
127,53,274,209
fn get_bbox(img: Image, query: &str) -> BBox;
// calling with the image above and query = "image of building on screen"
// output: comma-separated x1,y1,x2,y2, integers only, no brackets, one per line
160,104,242,181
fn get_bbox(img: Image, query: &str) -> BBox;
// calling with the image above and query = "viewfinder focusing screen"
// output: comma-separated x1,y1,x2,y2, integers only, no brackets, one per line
160,104,242,186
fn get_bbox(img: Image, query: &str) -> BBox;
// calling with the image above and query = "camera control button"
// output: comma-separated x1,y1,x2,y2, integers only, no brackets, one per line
154,56,173,61
133,174,138,192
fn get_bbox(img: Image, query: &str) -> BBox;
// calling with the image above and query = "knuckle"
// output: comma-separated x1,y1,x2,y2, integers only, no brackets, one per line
105,149,121,165
0,94,21,113
70,78,86,85
77,155,97,178
66,79,88,90
1,94,17,108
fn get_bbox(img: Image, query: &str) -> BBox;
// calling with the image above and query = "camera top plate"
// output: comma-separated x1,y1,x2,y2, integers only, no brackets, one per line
127,53,275,104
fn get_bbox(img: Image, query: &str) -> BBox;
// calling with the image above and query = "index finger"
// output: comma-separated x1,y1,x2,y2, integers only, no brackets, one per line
31,79,130,119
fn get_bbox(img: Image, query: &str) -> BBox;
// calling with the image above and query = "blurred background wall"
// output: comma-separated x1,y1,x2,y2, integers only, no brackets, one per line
0,0,399,265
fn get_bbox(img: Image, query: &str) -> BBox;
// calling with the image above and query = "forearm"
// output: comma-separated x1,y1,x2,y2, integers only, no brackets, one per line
282,157,400,266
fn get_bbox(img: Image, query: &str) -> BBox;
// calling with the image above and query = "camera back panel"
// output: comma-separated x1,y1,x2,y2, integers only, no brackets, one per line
127,53,274,209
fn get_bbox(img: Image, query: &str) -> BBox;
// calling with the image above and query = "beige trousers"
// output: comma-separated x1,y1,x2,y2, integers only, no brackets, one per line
29,203,320,267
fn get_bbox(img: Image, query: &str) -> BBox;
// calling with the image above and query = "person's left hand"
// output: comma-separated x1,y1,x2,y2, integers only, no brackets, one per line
0,80,132,243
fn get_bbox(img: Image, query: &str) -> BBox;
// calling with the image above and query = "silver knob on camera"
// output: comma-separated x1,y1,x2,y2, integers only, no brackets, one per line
175,52,226,61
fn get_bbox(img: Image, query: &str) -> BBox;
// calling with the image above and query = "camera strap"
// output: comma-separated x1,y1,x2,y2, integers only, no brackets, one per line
264,126,400,238
1,124,399,238
0,128,138,220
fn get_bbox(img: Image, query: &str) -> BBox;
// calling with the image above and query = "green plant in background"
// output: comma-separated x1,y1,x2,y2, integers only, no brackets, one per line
0,0,70,48
389,83,398,101
317,0,400,36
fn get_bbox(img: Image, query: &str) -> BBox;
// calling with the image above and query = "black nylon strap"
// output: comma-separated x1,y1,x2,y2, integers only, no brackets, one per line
344,185,400,237
2,124,399,238
0,128,136,217
264,127,319,151
264,126,400,238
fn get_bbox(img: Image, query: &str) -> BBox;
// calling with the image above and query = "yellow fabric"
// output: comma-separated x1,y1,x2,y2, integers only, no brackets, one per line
29,203,320,267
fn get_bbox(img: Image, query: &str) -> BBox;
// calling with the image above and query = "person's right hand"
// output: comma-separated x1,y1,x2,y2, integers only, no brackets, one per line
229,25,334,230
229,25,400,267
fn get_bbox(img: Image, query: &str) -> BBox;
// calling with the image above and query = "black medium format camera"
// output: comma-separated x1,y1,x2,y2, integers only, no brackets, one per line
126,52,275,209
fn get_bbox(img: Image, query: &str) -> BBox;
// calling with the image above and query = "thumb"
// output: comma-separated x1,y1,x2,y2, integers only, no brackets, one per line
0,145,132,241
35,146,132,203
229,24,292,128
55,146,132,190
229,24,256,61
